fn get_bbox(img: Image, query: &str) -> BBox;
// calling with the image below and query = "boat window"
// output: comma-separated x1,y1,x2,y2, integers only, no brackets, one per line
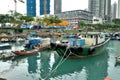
90,35,93,38
62,42,68,44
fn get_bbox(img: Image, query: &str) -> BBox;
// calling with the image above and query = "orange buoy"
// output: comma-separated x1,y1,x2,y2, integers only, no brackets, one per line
104,77,112,80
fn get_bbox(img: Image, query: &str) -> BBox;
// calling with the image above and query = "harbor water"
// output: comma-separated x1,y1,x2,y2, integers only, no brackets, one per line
0,40,120,80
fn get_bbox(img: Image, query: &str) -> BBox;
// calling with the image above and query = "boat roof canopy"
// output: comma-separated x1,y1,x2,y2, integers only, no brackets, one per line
80,32,104,35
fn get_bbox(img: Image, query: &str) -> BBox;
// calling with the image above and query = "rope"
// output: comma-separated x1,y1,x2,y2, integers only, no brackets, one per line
43,46,71,80
69,46,103,58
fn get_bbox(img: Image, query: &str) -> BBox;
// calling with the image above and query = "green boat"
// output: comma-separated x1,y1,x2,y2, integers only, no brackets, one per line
50,32,111,58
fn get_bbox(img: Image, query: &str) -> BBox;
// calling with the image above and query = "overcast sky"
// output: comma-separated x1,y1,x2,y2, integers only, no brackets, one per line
0,0,118,15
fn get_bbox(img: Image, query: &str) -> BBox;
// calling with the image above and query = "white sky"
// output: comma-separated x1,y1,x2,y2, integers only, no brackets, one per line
0,0,118,15
62,0,118,11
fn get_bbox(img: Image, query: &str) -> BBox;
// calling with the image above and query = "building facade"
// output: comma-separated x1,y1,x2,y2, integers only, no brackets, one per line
40,0,50,15
88,0,100,17
55,10,93,26
99,0,105,18
54,0,61,14
88,0,111,23
118,0,120,18
112,2,117,19
26,0,50,17
104,0,111,23
27,0,36,17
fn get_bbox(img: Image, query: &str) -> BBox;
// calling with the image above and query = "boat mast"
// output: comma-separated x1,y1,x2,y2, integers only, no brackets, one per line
75,17,80,46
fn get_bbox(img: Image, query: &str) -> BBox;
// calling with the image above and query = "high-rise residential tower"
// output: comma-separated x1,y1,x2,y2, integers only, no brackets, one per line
40,0,50,15
99,0,105,18
118,0,120,18
27,0,36,17
88,0,100,17
88,0,111,23
54,0,62,14
112,2,117,19
104,0,111,23
26,0,50,16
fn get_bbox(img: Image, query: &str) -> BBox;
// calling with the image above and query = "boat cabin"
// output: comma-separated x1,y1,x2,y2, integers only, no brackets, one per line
79,32,106,46
55,32,106,47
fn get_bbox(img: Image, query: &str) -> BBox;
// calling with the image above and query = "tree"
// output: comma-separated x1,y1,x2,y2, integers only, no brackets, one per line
20,15,34,23
43,15,61,27
8,10,23,24
35,17,43,24
112,18,120,24
43,17,51,26
0,14,15,23
0,14,6,23
78,21,86,28
49,16,61,25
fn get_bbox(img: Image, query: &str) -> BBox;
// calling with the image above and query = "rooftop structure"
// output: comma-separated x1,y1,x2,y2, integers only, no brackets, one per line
55,10,93,26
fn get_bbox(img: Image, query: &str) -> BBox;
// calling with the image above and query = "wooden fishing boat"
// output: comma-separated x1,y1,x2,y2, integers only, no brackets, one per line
25,37,50,49
11,49,39,56
0,43,11,50
0,38,9,42
50,32,111,58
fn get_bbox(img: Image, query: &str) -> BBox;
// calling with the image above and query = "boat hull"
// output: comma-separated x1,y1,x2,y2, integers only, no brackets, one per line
11,49,39,56
50,38,110,58
0,43,11,50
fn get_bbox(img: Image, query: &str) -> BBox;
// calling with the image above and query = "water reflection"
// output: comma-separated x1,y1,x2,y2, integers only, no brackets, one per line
12,42,25,51
39,50,52,79
27,54,38,73
50,49,109,80
0,48,109,80
1,41,120,80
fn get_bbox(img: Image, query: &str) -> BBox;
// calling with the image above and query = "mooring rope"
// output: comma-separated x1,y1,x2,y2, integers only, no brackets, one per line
50,43,58,51
69,46,104,58
43,46,71,80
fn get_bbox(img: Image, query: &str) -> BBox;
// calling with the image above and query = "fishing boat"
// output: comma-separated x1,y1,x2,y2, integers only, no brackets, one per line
11,49,39,56
0,38,9,42
0,43,11,50
25,37,50,49
50,32,111,58
25,38,41,49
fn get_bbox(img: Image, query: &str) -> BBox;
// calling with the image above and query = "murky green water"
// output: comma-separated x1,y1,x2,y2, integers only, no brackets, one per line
0,40,120,80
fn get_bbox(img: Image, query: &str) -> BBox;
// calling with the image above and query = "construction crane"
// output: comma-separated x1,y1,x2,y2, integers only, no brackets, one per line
44,0,47,17
14,0,24,12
